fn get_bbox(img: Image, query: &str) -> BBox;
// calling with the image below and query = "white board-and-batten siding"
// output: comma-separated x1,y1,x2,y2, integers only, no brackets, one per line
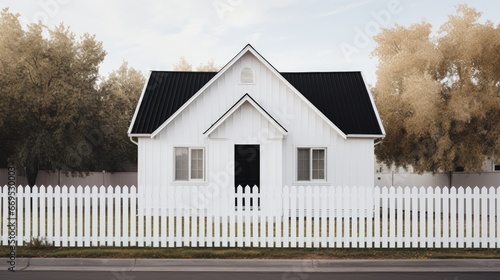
138,52,375,209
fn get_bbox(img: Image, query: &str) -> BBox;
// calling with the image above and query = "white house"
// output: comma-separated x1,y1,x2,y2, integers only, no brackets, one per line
128,45,385,210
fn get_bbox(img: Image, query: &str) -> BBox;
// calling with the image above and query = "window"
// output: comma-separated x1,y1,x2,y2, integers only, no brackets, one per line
494,163,500,171
297,148,326,181
240,67,254,84
174,147,205,181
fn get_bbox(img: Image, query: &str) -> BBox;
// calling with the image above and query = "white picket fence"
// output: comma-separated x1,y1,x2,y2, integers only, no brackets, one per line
1,185,500,248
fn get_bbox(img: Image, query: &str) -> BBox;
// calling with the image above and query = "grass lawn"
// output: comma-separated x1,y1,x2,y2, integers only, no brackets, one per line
2,246,500,259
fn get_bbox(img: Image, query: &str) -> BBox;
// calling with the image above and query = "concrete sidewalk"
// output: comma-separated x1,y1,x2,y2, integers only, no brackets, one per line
2,258,500,272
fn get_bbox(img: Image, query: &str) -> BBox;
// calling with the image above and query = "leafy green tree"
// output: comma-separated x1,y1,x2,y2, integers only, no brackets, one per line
373,5,500,177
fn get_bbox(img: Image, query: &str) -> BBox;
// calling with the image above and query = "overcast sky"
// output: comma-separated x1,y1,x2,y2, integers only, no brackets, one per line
2,0,498,85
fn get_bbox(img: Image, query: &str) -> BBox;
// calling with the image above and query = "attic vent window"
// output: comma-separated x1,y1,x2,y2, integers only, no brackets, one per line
240,67,254,84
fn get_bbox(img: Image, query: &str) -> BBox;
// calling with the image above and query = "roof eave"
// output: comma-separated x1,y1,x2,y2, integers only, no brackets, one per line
359,71,386,136
128,133,153,138
128,70,153,135
346,134,386,139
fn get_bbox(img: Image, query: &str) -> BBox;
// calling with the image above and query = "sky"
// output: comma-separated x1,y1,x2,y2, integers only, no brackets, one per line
2,0,499,85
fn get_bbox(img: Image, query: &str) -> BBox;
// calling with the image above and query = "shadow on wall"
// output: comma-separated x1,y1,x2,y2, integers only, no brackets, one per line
0,169,138,187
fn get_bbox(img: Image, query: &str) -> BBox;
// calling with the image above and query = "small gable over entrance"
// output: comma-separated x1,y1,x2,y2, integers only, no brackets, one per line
203,94,287,140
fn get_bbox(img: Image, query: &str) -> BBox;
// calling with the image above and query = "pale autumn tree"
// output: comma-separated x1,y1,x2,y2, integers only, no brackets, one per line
173,56,192,71
373,5,500,178
0,8,106,185
195,58,220,71
173,56,220,71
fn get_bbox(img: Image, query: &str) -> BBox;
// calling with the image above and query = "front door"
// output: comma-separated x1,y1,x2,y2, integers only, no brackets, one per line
234,145,260,207
234,144,260,189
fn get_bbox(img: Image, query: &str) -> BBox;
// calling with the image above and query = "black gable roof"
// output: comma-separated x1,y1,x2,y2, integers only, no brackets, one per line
130,71,216,134
281,72,382,135
129,71,383,136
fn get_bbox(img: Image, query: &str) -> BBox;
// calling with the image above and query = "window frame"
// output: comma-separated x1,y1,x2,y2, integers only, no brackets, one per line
240,67,255,84
173,147,206,182
494,163,500,172
295,147,327,183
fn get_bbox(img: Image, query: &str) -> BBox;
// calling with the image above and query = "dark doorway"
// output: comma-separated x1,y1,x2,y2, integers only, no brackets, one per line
234,145,260,207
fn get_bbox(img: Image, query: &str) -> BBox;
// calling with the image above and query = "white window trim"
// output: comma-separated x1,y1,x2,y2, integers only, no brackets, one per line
173,147,206,182
295,147,327,183
493,162,500,172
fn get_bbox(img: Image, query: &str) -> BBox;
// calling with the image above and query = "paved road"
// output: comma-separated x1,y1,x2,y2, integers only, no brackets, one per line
2,258,500,279
2,271,500,280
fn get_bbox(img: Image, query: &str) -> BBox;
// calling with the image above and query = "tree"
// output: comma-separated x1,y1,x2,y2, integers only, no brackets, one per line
0,8,106,185
97,62,145,171
372,5,500,177
173,56,220,71
172,56,192,71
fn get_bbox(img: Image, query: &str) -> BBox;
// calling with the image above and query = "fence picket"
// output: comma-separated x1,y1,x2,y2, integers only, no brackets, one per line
84,186,91,247
435,187,441,248
373,186,381,248
320,186,327,248
305,186,312,248
442,187,450,248
457,187,465,248
290,186,297,248
396,186,403,248
17,186,24,246
122,186,129,247
39,186,46,244
403,187,411,248
335,186,342,248
365,186,373,248
53,186,62,247
481,187,488,248
427,187,434,248
76,186,83,247
236,185,243,247
242,186,250,247
411,187,418,248
47,186,54,245
153,187,160,248
61,186,68,247
488,187,496,248
465,187,473,247
313,186,321,248
419,187,426,248
350,186,358,248
381,186,388,248
251,186,259,247
472,187,480,247
91,186,98,246
450,187,457,248
388,186,395,248
31,186,38,243
3,184,500,249
99,186,106,246
69,186,77,247
496,186,500,248
343,186,350,248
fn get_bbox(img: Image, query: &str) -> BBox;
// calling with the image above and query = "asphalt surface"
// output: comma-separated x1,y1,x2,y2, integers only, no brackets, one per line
2,271,500,280
1,258,500,272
